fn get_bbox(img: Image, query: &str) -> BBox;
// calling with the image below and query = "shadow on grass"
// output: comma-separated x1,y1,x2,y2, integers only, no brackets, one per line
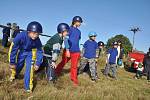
124,62,136,73
56,68,70,78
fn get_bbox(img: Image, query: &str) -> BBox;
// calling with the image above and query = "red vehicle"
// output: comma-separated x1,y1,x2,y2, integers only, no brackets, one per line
128,51,145,69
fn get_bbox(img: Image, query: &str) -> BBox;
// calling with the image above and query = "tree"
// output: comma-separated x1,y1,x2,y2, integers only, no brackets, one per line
106,34,132,54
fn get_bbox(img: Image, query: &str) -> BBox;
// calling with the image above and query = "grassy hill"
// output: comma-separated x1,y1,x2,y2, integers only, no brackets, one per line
0,41,150,100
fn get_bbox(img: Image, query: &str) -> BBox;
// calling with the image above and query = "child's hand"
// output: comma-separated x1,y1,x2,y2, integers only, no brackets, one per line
95,58,98,62
51,62,56,69
34,65,39,71
106,59,108,64
10,64,16,69
66,50,70,58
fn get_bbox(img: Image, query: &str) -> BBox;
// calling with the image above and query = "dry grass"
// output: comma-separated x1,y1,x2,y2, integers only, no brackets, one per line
0,44,150,100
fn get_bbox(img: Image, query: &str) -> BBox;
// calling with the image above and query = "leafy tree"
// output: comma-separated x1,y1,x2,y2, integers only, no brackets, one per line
106,34,132,54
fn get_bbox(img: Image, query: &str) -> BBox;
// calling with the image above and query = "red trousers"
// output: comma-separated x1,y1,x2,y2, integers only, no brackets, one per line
55,50,80,84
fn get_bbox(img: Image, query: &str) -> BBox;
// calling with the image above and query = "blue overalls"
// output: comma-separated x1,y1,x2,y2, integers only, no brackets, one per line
9,31,43,91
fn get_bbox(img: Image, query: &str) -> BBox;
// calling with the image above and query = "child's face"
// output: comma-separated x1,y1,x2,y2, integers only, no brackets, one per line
90,36,96,41
74,21,81,27
62,30,68,37
99,46,103,49
28,32,39,40
113,45,118,48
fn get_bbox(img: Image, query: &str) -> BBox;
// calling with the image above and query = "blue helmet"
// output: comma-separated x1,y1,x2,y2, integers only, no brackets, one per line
112,41,118,45
88,31,97,37
98,41,104,46
72,16,83,23
57,23,70,33
117,59,122,66
27,21,43,33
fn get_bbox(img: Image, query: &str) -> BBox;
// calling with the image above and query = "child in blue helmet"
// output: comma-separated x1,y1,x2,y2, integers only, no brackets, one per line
104,41,118,79
41,23,69,83
56,16,83,85
8,21,43,93
82,41,105,79
78,31,99,82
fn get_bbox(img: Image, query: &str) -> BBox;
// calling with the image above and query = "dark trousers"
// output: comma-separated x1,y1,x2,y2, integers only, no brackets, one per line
147,67,150,80
40,56,56,81
136,70,143,78
104,63,117,78
2,34,8,47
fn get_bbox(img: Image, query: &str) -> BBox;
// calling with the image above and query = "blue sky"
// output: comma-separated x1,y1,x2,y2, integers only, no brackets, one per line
0,0,150,52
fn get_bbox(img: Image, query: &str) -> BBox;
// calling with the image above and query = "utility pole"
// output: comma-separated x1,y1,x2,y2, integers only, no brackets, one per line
129,27,141,51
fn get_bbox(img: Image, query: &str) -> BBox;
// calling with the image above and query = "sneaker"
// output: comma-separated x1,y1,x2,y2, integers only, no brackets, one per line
112,76,117,80
9,77,15,82
25,90,32,93
96,75,100,80
48,79,55,84
91,78,98,83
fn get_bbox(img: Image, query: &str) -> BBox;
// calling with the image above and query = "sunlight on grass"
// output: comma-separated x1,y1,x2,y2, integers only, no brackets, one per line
0,43,150,100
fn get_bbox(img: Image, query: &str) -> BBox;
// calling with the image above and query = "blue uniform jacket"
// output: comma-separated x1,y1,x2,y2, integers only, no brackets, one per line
9,31,43,66
107,48,118,64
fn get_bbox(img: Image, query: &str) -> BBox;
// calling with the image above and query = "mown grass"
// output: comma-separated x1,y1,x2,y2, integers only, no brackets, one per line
0,43,150,100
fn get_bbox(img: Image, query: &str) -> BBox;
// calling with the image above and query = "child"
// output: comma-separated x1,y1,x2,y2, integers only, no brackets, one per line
134,62,144,79
117,40,124,68
42,23,69,82
55,16,83,85
82,41,104,78
143,49,150,82
98,41,105,57
78,31,98,82
104,41,118,79
95,41,105,79
8,21,43,93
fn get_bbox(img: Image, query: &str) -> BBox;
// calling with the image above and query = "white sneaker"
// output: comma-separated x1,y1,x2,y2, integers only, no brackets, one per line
9,77,15,82
25,90,32,93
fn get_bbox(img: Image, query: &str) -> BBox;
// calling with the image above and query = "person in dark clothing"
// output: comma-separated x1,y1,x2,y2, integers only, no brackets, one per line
2,23,11,47
143,48,150,82
12,26,20,38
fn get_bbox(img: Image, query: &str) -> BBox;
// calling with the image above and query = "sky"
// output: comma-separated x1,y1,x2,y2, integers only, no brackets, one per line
0,0,150,52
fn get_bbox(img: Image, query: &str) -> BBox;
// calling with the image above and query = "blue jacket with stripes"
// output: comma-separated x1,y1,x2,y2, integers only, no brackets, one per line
9,31,43,66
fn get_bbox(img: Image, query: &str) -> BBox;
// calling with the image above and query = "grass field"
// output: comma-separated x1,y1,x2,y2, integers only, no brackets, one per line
0,42,150,100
